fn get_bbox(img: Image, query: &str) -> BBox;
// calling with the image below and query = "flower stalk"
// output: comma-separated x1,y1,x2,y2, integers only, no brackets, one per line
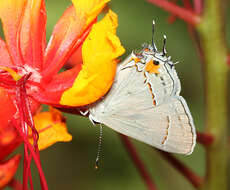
196,0,229,189
158,151,203,188
196,132,214,147
119,135,157,190
147,0,201,25
148,0,230,189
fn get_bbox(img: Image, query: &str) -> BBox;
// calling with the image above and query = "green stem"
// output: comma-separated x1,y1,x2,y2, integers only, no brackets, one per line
196,0,229,189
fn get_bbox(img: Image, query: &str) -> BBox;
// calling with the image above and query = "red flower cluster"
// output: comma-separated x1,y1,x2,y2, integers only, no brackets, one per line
0,0,124,189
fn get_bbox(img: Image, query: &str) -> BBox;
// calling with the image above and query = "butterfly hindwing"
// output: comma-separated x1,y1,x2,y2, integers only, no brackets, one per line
96,96,195,154
89,47,196,154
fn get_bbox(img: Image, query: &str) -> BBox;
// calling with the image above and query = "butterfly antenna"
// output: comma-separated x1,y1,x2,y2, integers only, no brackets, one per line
152,20,157,52
95,124,103,170
162,35,167,56
174,61,180,65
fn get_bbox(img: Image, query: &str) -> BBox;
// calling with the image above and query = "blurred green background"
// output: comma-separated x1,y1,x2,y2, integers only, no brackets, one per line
7,0,230,189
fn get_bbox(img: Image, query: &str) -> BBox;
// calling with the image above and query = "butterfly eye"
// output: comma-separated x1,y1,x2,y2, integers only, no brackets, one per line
154,61,160,65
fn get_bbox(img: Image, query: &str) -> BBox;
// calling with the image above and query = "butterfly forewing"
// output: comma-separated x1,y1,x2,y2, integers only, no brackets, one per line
89,48,196,155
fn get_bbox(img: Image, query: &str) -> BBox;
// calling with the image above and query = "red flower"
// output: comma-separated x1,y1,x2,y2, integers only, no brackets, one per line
0,0,125,189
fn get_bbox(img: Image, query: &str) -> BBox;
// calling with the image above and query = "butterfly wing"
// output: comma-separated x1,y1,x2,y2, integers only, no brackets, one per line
116,52,181,106
95,95,196,155
89,55,196,155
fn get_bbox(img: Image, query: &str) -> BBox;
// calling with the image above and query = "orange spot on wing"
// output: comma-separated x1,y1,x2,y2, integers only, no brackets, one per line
147,82,156,106
145,60,160,74
129,57,140,63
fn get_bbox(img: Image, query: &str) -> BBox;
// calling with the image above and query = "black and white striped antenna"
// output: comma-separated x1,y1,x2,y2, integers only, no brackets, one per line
152,20,157,52
162,35,167,56
94,124,103,170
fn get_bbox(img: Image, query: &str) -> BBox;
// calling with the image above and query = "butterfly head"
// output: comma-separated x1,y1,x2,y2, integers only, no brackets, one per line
132,21,177,74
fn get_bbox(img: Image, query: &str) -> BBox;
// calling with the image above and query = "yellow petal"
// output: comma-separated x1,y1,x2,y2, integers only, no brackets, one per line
60,10,125,106
33,107,72,150
72,0,110,25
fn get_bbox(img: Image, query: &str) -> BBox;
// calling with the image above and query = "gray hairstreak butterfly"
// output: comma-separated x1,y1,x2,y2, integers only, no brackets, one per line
88,21,196,155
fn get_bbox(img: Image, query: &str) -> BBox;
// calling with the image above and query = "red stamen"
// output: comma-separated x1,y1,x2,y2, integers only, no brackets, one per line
12,118,48,190
197,132,215,146
23,147,31,190
158,151,203,188
11,74,48,190
147,0,201,25
119,135,158,190
29,167,34,190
